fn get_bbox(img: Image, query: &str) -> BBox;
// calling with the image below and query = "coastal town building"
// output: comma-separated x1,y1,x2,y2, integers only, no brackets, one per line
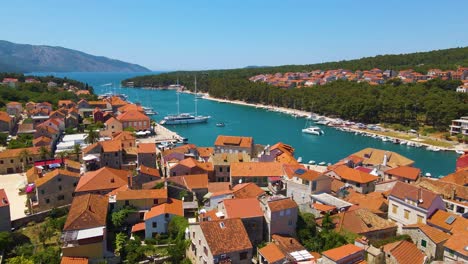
116,110,150,131
383,240,427,264
0,111,14,133
284,165,332,204
230,162,284,189
32,169,80,212
387,182,446,227
321,244,365,264
187,218,253,264
137,143,157,168
143,198,184,238
450,116,468,135
214,135,254,155
401,223,451,260
209,152,251,182
74,167,131,195
260,196,298,239
443,233,468,262
0,147,42,174
61,193,108,261
326,165,378,194
258,234,315,264
384,166,421,183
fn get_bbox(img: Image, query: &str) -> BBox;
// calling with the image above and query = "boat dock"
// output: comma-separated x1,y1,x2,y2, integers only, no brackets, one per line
153,124,184,143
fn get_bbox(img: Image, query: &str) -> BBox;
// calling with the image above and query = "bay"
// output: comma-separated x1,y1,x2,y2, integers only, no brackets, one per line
31,72,458,177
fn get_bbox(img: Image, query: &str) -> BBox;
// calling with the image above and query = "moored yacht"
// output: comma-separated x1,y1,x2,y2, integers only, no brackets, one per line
302,126,324,135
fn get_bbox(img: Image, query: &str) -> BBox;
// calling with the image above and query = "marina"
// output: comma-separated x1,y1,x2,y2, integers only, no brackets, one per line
31,72,461,177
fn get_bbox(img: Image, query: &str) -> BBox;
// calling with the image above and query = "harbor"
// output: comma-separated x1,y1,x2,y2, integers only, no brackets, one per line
32,72,461,177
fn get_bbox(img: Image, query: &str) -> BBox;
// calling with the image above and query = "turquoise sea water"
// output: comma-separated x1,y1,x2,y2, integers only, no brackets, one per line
32,72,458,177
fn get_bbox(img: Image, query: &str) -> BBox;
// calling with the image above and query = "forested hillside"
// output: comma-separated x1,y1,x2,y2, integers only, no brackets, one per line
123,47,468,130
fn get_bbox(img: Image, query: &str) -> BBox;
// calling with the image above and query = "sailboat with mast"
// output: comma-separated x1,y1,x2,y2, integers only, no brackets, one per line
160,76,211,125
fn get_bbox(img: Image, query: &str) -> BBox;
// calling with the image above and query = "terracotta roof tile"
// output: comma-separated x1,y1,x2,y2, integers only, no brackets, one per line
167,173,208,190
439,170,468,186
268,197,297,212
35,169,79,187
333,165,378,184
137,143,156,154
0,147,41,159
385,166,421,181
231,162,284,177
100,140,122,152
75,167,130,193
139,164,161,178
63,193,108,231
389,181,441,210
232,183,265,199
112,131,136,141
383,240,426,264
322,244,364,262
116,110,149,122
427,209,467,233
199,218,252,255
272,234,306,253
403,224,451,244
258,243,286,263
352,148,414,168
60,257,89,264
214,135,253,148
144,198,183,220
0,111,12,123
207,182,231,194
444,232,468,257
197,147,214,158
131,222,145,233
115,188,167,201
222,198,263,218
417,177,467,201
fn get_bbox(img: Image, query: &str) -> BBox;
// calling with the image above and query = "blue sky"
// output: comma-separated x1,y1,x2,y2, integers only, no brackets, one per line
1,0,467,70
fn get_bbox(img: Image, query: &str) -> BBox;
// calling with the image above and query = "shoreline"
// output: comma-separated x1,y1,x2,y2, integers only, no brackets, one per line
193,92,465,153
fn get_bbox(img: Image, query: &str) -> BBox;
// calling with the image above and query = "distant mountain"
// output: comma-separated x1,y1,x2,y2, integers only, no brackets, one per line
0,40,151,73
244,65,270,69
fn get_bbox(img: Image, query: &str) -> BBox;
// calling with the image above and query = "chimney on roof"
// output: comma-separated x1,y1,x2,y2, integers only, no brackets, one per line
290,238,293,244
2,198,8,205
88,205,92,212
111,178,115,183
382,152,388,167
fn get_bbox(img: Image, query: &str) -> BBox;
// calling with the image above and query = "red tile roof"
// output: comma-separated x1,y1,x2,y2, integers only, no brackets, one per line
0,147,41,159
131,222,145,233
268,197,297,212
199,218,252,255
63,193,108,231
115,188,167,201
137,143,156,154
0,111,12,123
60,257,89,264
222,198,263,218
116,110,149,122
403,224,451,244
383,240,426,264
258,243,286,263
139,164,161,178
389,181,441,210
322,244,364,262
232,183,266,199
231,162,284,177
333,165,378,184
144,198,183,220
214,135,253,148
444,233,468,257
75,167,130,193
167,173,209,190
385,166,421,181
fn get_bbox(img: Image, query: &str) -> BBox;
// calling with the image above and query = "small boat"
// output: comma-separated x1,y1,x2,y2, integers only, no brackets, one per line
145,110,157,115
425,172,432,177
400,141,407,145
427,146,441,152
302,126,324,135
316,120,329,126
381,137,389,142
308,160,316,164
318,161,326,166
216,122,225,127
455,150,465,155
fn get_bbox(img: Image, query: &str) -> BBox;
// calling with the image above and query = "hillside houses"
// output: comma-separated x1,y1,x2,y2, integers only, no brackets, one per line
249,66,468,88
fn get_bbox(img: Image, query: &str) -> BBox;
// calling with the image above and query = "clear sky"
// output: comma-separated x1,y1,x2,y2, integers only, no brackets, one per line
1,0,467,71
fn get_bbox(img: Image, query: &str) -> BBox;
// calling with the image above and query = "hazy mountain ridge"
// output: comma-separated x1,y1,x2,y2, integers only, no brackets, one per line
0,40,151,73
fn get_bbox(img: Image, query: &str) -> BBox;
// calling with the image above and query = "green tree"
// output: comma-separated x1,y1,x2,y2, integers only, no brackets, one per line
168,216,189,239
85,129,99,144
167,238,189,263
6,256,34,264
111,207,136,229
72,143,81,161
114,233,127,256
32,246,60,264
39,146,50,160
0,231,13,251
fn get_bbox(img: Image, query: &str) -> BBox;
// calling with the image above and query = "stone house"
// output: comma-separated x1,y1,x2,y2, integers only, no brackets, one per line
284,165,332,205
32,169,80,212
209,152,251,182
443,233,468,262
0,147,41,174
321,244,365,264
142,198,183,238
326,165,378,194
230,162,284,188
61,194,108,261
0,111,13,133
214,135,254,156
187,218,253,264
74,167,131,195
383,240,426,264
137,143,157,168
402,224,451,260
6,102,22,117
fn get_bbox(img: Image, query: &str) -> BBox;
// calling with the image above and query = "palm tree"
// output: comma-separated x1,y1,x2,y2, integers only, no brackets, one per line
39,146,50,160
57,150,69,165
85,129,100,144
19,149,31,172
73,143,81,162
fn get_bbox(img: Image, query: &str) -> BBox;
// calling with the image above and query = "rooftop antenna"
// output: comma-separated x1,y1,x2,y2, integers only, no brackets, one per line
194,75,198,116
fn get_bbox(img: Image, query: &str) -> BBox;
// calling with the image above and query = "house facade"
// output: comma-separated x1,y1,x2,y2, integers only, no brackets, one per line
261,197,298,240
0,189,11,232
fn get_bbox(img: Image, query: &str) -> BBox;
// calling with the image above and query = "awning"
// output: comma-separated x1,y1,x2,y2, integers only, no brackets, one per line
83,154,98,161
268,176,282,182
49,163,61,168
